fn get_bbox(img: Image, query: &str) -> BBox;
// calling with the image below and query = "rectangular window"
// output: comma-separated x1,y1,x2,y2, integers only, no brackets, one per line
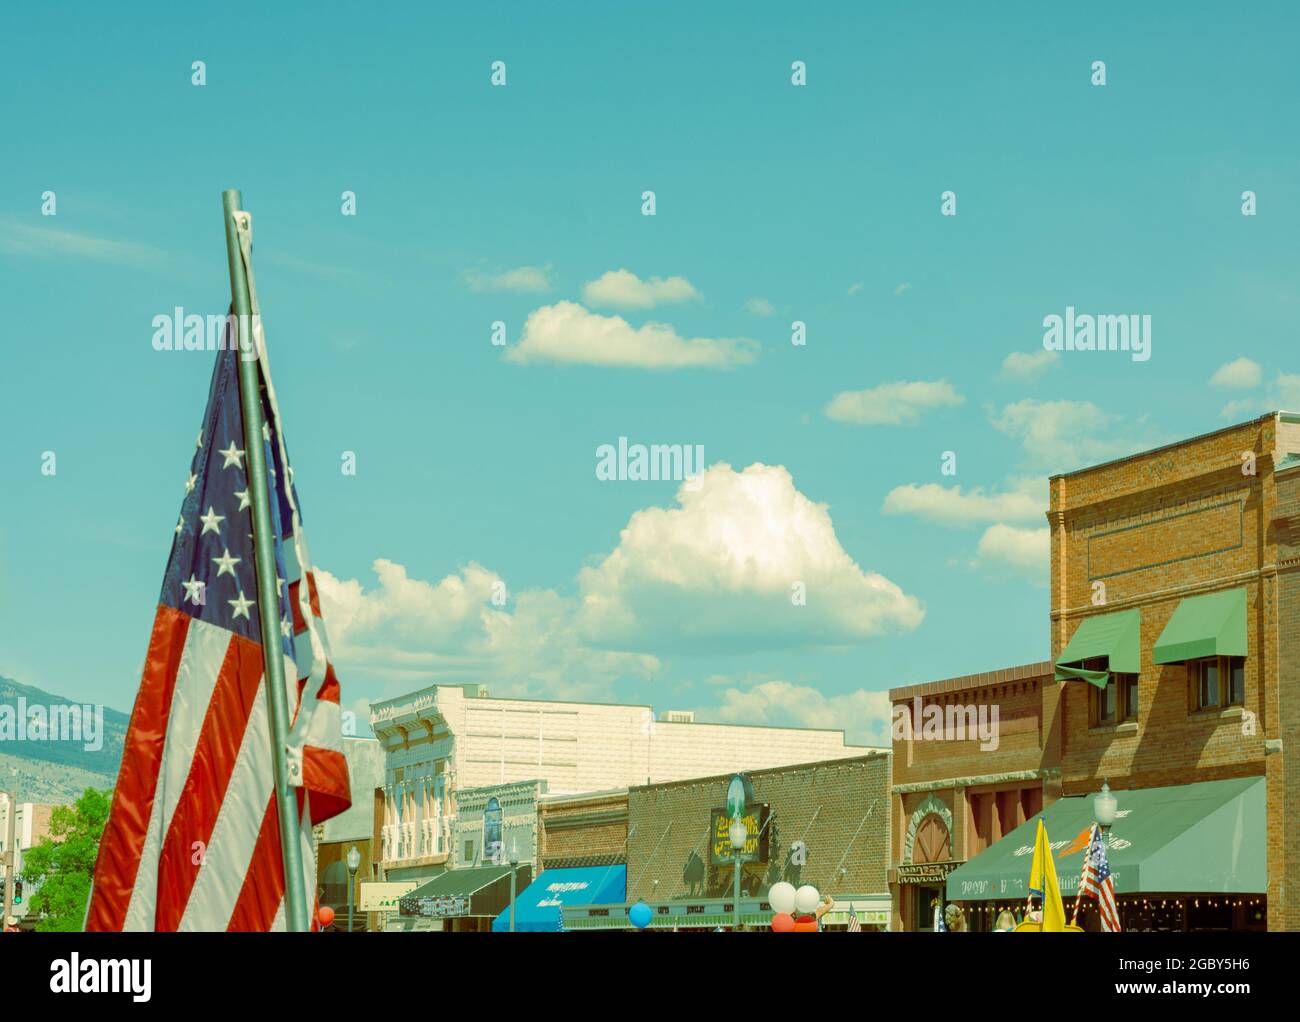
1228,657,1246,706
1118,674,1138,722
1191,658,1223,710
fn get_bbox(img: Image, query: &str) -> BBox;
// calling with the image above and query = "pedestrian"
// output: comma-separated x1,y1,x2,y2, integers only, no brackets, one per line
3,916,19,933
943,903,967,932
993,909,1017,932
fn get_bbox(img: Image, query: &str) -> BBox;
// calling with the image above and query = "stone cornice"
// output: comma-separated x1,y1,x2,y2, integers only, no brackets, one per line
893,767,1059,795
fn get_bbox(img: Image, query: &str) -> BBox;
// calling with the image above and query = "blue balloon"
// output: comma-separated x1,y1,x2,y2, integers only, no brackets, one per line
629,901,652,929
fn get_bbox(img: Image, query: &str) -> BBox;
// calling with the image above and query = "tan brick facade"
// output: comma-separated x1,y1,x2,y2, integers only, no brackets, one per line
626,755,890,906
539,789,629,868
1050,412,1300,930
890,662,1057,930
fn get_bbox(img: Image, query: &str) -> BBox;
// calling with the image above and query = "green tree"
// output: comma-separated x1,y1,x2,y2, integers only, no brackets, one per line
19,787,111,931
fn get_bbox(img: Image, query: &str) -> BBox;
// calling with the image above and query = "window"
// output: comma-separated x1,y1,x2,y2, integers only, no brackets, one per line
483,797,503,864
1086,657,1137,726
1191,656,1246,711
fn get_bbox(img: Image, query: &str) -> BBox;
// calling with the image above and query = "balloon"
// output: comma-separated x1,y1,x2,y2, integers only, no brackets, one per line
768,882,796,915
629,901,652,929
794,884,820,914
793,918,818,933
771,912,795,932
317,905,335,927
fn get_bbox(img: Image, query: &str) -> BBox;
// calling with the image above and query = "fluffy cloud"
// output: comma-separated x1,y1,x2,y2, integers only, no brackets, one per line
505,301,757,369
1000,349,1059,382
990,399,1158,471
703,680,893,747
576,462,924,651
1210,357,1263,389
315,559,658,702
882,477,1046,527
744,297,775,316
581,269,700,310
463,264,552,293
1220,371,1300,419
824,380,964,426
971,524,1049,583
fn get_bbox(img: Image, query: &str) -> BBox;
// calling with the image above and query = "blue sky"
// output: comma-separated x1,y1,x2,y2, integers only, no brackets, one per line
2,2,1298,744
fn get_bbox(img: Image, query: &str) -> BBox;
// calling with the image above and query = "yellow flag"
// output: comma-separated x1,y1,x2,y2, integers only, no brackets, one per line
1028,818,1067,932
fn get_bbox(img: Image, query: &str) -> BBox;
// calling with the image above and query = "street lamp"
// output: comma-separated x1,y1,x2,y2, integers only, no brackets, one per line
345,844,361,933
1094,780,1117,831
508,837,520,933
729,816,748,932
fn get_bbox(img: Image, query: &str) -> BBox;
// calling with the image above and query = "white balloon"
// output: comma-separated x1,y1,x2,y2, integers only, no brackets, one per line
794,884,820,914
768,882,796,915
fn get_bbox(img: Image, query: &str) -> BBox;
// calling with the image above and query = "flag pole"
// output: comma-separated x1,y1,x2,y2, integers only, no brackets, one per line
222,188,310,932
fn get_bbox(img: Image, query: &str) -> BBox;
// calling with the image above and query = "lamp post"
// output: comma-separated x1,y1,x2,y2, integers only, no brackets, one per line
508,837,519,933
345,844,361,933
1094,780,1118,833
729,816,748,932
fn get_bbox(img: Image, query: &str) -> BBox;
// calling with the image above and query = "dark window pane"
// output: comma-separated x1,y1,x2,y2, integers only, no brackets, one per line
1200,660,1219,708
1229,659,1245,705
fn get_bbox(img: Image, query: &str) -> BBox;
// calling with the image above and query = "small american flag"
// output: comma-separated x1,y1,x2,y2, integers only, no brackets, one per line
846,907,861,932
85,318,350,931
1080,823,1121,932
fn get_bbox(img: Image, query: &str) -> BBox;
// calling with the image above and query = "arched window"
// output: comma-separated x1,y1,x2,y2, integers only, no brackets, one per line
913,813,951,864
484,797,503,864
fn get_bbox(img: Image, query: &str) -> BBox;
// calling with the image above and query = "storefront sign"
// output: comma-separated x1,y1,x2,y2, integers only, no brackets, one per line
410,894,471,918
708,804,770,865
359,881,419,913
896,860,959,884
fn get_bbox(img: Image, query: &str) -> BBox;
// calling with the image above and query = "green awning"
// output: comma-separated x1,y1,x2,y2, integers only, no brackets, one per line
1153,588,1247,664
946,776,1264,902
1054,608,1141,688
398,863,529,918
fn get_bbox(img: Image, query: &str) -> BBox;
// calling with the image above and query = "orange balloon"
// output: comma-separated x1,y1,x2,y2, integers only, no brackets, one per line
771,912,795,932
792,918,818,932
317,905,335,927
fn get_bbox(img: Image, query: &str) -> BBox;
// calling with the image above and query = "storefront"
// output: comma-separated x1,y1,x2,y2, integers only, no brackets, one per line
560,892,891,931
492,864,626,931
393,863,533,932
944,776,1266,932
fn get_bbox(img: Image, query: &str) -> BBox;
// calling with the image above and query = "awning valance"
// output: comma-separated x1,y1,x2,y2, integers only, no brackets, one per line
1153,587,1247,664
1054,608,1141,688
492,865,626,932
945,776,1264,902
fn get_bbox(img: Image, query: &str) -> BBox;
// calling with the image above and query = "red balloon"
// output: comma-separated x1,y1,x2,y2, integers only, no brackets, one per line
317,905,335,927
793,917,818,932
771,912,795,932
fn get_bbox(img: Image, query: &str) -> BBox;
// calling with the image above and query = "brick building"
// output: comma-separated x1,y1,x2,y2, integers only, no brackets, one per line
889,661,1057,931
947,412,1300,931
559,754,892,930
538,788,629,869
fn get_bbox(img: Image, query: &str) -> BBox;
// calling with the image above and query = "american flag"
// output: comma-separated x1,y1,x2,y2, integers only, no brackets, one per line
85,320,350,931
1079,823,1121,932
846,907,861,932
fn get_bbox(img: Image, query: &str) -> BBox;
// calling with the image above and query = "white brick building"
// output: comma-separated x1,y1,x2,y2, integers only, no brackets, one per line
369,683,871,877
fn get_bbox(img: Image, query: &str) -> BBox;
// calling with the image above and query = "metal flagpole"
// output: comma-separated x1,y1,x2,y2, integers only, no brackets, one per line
222,189,310,932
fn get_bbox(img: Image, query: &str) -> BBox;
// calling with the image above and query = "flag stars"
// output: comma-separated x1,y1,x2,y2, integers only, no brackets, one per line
212,548,241,577
181,575,205,605
262,422,272,442
218,443,246,470
228,591,254,620
234,488,251,511
184,472,197,494
280,618,293,639
199,506,225,535
175,516,185,535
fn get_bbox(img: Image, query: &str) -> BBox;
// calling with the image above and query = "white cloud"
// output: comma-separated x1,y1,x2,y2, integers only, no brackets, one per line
847,282,864,296
581,269,700,310
990,399,1156,471
576,462,923,651
972,524,1049,584
744,297,775,316
1000,350,1059,383
505,301,757,370
1210,357,1263,390
0,222,163,265
1220,371,1300,419
882,477,1046,527
825,380,964,426
893,283,911,297
703,680,892,747
315,559,658,702
464,265,552,293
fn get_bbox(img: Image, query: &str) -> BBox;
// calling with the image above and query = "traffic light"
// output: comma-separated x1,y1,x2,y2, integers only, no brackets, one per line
12,881,21,905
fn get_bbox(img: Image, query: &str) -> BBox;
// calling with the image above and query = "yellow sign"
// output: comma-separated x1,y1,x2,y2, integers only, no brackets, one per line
359,881,419,913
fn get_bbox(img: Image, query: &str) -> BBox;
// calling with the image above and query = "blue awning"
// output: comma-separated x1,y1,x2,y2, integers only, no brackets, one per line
491,865,627,932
